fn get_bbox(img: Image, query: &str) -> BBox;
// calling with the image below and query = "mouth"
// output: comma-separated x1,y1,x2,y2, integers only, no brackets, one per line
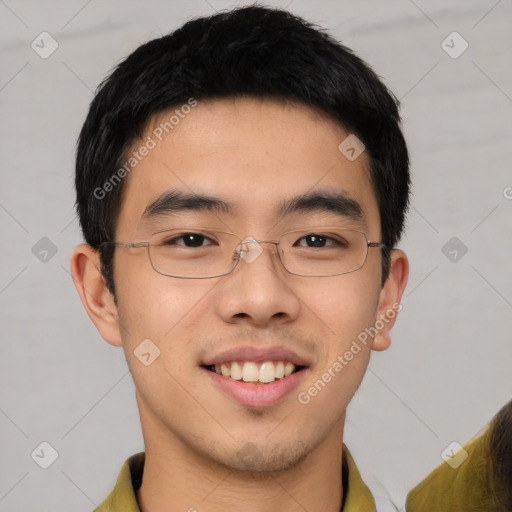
202,360,307,385
200,346,311,408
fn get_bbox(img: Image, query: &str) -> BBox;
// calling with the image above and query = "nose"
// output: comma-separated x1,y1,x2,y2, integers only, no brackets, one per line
215,239,301,327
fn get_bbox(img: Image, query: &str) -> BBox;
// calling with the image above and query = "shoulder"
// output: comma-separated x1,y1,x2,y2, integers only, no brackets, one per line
93,452,145,512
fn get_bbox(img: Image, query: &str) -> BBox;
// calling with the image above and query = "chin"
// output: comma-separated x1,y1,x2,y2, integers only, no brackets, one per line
206,439,311,475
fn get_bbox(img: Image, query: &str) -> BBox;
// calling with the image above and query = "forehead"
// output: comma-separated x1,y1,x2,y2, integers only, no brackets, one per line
115,97,380,237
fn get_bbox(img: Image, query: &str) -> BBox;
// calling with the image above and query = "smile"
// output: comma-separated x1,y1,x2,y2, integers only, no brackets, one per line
202,363,309,408
204,360,305,384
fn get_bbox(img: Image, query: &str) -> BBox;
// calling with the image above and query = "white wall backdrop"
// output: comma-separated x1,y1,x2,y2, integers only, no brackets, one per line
1,1,511,510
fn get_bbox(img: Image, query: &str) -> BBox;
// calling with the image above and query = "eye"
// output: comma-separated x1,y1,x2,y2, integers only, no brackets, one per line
295,233,345,248
161,233,215,248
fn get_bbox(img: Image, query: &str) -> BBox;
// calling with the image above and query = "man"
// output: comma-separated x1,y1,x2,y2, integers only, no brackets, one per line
71,5,409,511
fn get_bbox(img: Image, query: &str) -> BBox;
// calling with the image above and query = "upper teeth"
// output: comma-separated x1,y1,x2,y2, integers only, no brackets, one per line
213,361,296,383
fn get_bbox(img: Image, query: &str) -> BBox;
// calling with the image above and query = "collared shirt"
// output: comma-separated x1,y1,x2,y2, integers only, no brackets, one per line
94,444,376,512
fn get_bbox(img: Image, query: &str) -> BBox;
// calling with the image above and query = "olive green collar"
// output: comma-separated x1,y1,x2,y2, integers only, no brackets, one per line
94,444,375,512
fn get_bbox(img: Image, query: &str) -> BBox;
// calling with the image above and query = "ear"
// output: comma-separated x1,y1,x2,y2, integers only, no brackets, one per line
372,249,409,351
70,244,123,347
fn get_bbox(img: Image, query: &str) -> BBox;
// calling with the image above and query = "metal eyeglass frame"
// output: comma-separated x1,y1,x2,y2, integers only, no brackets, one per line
103,227,387,279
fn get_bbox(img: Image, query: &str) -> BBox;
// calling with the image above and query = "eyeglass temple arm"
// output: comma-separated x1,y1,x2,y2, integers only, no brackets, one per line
112,242,149,248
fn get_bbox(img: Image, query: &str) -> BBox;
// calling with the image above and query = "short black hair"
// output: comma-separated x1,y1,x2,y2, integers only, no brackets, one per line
75,4,410,297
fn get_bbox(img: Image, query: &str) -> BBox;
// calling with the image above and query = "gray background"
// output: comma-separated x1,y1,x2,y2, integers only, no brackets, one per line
1,0,511,510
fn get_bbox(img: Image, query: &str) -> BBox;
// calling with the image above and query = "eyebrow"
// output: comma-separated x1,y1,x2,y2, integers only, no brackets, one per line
141,190,233,220
141,189,364,224
278,190,364,223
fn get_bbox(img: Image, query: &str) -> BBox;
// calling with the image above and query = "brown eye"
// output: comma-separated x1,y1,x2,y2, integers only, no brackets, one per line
295,234,346,248
162,233,214,247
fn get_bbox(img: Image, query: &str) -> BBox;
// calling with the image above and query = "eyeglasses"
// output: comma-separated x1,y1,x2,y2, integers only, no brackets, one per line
105,226,386,279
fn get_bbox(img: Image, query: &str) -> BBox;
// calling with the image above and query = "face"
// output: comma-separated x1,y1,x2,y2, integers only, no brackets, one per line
75,97,407,474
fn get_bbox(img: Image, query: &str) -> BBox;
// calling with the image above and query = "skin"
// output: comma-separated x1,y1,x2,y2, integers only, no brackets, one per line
71,97,408,512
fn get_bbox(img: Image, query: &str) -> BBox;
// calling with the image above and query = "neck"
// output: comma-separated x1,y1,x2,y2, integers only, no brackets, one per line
135,409,345,512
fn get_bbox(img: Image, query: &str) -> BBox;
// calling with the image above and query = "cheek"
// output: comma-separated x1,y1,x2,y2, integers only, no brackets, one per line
114,277,209,408
117,275,212,344
295,279,378,419
301,271,380,348
113,253,204,353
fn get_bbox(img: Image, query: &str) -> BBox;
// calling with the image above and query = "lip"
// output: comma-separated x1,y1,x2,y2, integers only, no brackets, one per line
202,365,309,408
201,345,313,367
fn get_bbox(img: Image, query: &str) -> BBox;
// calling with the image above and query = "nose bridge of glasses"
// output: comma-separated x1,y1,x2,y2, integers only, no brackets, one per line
238,238,280,246
235,237,280,265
